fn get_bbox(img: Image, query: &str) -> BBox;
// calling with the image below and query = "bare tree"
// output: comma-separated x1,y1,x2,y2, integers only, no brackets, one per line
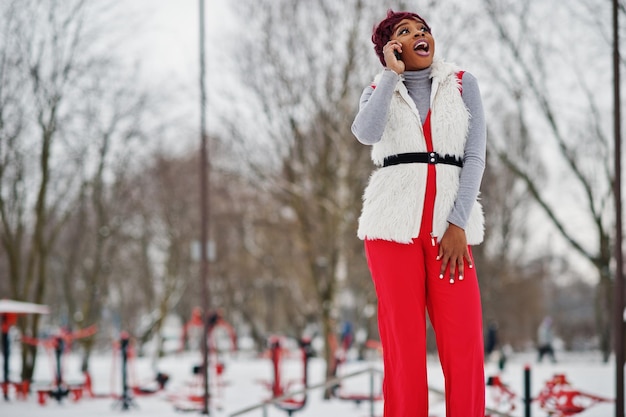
221,0,382,394
471,102,559,349
0,0,105,380
55,71,153,370
0,0,158,378
110,150,198,357
478,0,621,361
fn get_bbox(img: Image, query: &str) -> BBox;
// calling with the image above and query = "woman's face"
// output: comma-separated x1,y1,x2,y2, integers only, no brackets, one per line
390,18,435,70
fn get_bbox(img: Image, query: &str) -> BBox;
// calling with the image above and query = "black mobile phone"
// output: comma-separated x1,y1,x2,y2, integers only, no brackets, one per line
394,50,402,61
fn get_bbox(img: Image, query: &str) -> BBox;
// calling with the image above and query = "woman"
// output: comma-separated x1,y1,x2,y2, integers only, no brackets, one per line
351,9,486,417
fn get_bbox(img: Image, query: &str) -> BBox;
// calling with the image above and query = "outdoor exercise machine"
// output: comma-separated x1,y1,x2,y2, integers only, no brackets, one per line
180,307,237,353
22,324,97,405
0,299,49,401
168,309,237,412
327,330,383,405
110,331,168,410
534,372,613,416
264,335,314,416
486,366,613,417
485,374,518,416
79,331,170,404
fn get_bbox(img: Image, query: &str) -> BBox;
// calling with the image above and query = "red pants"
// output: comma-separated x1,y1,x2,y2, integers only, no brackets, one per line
365,237,485,416
364,119,484,416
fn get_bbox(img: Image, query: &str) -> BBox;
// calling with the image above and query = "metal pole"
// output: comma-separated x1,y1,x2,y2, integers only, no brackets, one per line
369,368,375,417
523,365,531,417
120,334,130,410
199,0,211,414
2,317,8,401
613,0,624,415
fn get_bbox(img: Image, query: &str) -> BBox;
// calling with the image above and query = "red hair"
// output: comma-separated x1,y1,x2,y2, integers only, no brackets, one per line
372,9,431,66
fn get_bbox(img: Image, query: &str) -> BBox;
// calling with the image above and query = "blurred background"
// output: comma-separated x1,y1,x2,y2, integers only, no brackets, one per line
0,0,623,386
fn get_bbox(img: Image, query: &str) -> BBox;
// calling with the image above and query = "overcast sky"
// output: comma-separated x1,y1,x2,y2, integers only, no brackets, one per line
105,0,236,152
117,0,232,79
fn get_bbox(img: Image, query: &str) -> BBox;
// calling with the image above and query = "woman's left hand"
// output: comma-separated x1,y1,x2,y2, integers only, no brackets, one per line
437,223,472,283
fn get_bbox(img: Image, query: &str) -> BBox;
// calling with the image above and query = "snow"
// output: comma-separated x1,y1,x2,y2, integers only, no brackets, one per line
0,347,617,417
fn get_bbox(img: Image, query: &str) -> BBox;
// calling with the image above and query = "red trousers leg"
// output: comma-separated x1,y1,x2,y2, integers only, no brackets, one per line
365,238,429,417
426,246,485,417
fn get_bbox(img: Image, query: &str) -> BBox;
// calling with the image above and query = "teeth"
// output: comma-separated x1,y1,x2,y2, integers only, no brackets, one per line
414,41,428,50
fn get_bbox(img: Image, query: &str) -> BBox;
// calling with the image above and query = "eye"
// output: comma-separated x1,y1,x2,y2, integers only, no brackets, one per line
420,25,431,33
397,27,409,35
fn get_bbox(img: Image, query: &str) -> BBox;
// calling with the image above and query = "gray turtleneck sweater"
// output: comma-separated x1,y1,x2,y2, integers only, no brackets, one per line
351,67,486,231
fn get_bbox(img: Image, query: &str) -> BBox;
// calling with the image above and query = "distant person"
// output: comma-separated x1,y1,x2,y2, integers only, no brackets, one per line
485,320,498,357
339,321,354,352
537,316,557,363
485,320,507,370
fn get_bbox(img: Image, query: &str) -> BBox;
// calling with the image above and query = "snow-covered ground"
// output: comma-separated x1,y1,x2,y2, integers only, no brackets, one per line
0,347,617,417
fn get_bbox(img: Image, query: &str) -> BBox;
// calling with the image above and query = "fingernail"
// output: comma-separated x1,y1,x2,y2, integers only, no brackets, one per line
436,255,441,260
459,275,464,281
439,274,444,279
469,264,473,269
449,278,454,284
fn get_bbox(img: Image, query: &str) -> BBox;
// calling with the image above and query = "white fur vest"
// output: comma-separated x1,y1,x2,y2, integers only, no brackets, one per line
357,60,485,244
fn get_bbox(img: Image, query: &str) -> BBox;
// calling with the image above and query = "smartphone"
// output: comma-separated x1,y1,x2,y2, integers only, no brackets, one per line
394,50,402,61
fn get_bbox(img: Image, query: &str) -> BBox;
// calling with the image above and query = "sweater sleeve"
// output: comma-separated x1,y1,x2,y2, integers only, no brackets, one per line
351,69,400,145
447,72,486,230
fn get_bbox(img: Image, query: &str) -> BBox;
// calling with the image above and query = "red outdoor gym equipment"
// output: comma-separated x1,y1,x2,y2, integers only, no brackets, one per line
261,335,314,416
535,373,613,417
168,309,237,412
22,325,96,405
485,374,517,416
327,332,383,405
486,369,613,417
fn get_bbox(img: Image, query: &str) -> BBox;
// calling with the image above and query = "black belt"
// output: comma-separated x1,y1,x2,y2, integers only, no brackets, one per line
383,152,463,168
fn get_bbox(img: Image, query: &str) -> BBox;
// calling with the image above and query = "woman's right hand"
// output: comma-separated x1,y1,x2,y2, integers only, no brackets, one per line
383,40,405,74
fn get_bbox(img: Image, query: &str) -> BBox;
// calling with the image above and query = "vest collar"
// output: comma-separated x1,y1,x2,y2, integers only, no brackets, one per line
392,57,459,116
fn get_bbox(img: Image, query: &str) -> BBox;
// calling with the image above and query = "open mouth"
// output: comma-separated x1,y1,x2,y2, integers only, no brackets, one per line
413,40,430,57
